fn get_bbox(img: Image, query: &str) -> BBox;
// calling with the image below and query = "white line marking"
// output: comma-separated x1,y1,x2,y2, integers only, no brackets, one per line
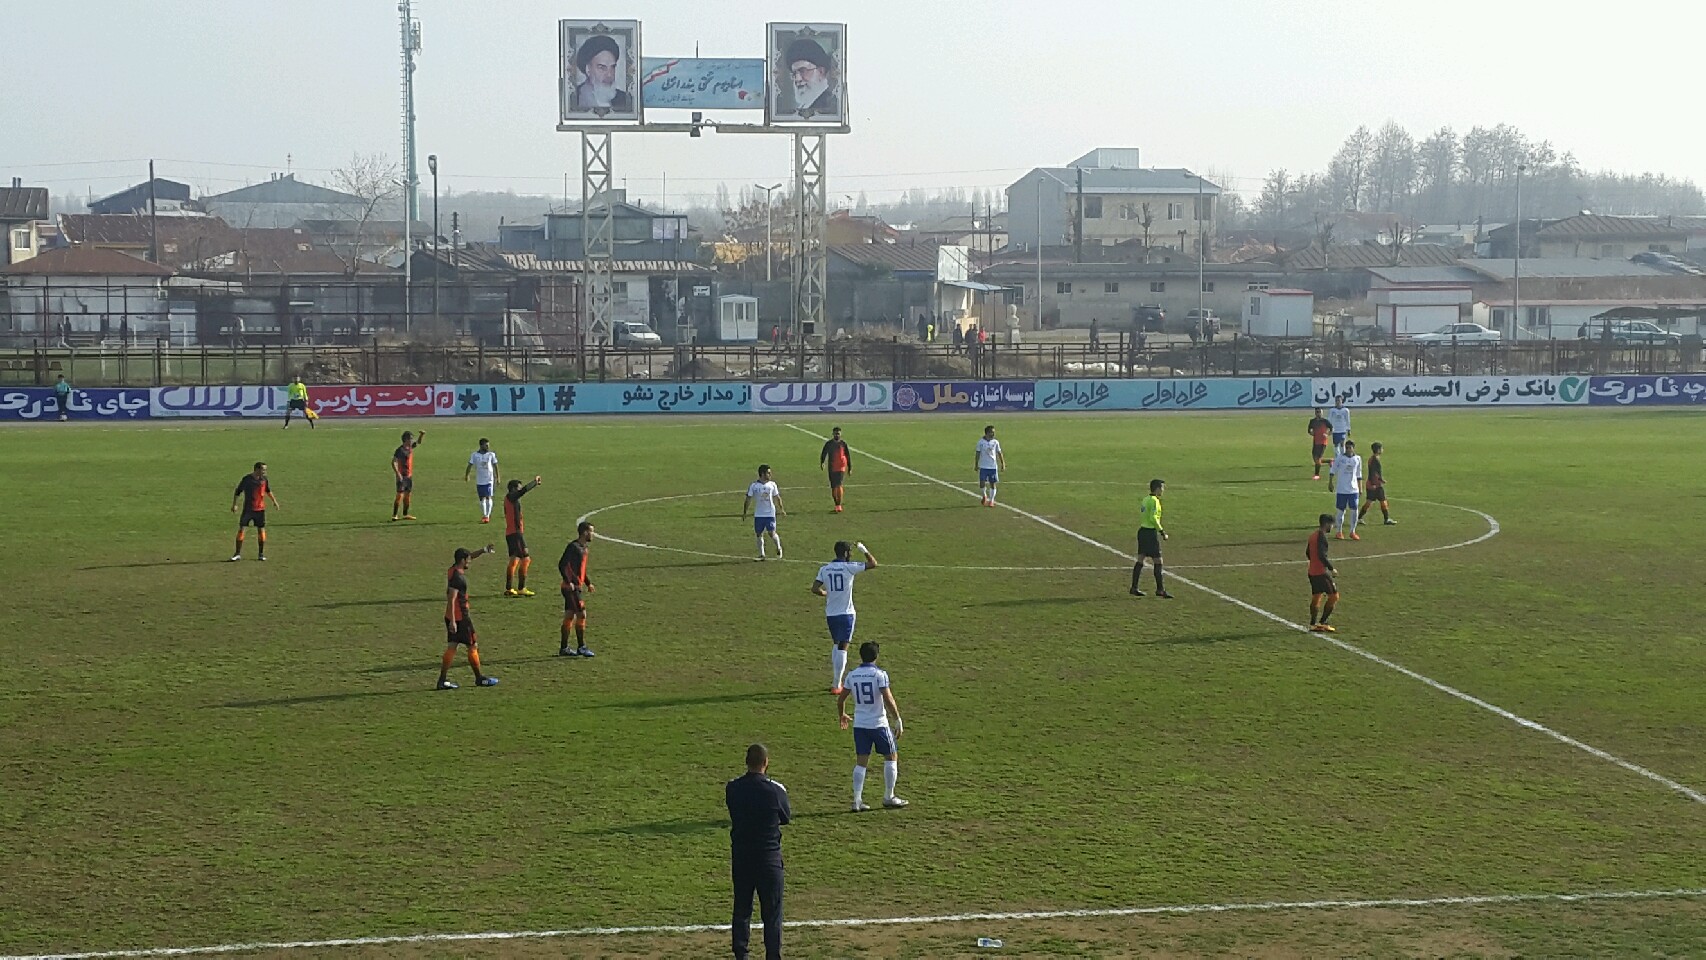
579,485,1499,571
9,887,1704,959
783,424,1706,806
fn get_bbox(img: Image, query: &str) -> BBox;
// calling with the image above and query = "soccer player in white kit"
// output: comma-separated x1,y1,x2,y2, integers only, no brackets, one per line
1329,439,1364,540
812,540,878,693
1325,396,1352,486
975,424,1006,506
464,438,500,523
741,464,786,560
837,640,908,811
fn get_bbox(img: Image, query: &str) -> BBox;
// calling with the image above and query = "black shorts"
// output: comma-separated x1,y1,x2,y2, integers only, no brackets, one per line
445,617,476,646
239,509,265,529
1312,443,1327,461
828,470,845,488
562,586,585,615
1309,573,1337,596
1137,527,1163,558
395,476,414,494
1367,485,1386,502
287,398,307,411
506,533,528,557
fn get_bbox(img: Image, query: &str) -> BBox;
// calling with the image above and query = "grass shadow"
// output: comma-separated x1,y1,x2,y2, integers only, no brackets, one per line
571,810,839,838
80,559,228,571
973,596,1104,608
216,689,424,709
599,690,818,711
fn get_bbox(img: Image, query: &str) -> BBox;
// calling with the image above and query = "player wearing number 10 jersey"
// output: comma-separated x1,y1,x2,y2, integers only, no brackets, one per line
812,540,878,694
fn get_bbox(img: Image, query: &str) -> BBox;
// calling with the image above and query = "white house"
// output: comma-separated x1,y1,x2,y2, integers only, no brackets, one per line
1366,265,1478,336
0,246,173,345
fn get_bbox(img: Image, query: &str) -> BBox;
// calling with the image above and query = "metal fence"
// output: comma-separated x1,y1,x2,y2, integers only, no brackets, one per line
0,334,1700,387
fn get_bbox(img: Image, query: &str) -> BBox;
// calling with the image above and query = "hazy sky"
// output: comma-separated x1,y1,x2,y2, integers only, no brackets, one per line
8,0,1704,210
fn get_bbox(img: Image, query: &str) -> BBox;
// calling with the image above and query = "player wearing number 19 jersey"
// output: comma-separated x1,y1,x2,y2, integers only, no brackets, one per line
812,540,878,693
836,640,907,811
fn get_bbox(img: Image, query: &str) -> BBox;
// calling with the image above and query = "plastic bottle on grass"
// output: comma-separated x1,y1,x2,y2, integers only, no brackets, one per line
976,937,1003,948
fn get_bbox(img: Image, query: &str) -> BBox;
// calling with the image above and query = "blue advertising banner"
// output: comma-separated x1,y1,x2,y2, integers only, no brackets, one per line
444,382,751,415
153,386,282,418
0,387,152,421
640,58,766,109
1587,375,1706,406
1311,376,1587,407
1034,378,1311,412
751,382,891,413
893,381,1036,413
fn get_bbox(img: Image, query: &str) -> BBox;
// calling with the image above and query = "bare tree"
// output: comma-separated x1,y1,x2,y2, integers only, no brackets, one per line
1138,202,1155,255
325,152,403,277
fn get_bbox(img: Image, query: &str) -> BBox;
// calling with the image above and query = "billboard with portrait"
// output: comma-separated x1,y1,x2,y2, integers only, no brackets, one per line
560,20,642,122
767,23,846,124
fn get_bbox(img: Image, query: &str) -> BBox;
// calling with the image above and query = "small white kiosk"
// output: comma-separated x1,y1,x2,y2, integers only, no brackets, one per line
717,295,759,342
1242,288,1316,338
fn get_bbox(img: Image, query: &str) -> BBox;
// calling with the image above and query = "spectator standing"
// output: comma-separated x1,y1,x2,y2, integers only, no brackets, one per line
1089,317,1101,351
53,374,71,421
726,743,789,960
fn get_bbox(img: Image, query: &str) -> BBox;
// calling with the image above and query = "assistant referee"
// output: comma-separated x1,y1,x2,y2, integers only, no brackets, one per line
726,743,790,960
1131,477,1173,599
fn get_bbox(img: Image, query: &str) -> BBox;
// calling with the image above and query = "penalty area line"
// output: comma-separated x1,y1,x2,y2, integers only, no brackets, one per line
782,424,1706,807
8,888,1705,960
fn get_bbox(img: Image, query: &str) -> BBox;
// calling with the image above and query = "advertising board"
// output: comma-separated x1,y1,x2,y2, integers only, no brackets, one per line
1310,376,1588,407
640,58,765,109
560,20,642,122
893,381,1035,413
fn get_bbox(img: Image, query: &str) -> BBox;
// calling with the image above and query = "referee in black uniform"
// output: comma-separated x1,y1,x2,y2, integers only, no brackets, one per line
726,743,790,959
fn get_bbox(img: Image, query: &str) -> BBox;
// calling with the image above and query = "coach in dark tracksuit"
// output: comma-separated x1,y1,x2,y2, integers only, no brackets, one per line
726,743,790,959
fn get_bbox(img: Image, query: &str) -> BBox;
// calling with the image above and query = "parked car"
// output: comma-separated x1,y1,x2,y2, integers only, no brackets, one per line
1589,320,1682,346
612,321,663,347
1409,322,1501,345
1133,304,1166,332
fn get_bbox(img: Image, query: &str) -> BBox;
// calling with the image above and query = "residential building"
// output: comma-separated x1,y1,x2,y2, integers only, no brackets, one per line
826,210,898,245
1366,258,1706,339
982,259,1283,331
912,212,1008,255
1,180,49,266
202,173,373,229
1482,214,1690,260
88,178,196,215
1007,147,1220,256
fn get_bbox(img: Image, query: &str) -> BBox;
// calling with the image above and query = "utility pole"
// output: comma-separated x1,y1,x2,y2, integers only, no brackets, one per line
1512,163,1525,340
147,160,158,264
755,182,781,282
1074,166,1085,263
399,0,420,332
1196,171,1204,340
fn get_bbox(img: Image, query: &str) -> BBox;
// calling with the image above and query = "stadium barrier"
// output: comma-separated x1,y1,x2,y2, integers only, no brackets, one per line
1585,375,1706,406
0,386,153,421
11,376,1706,422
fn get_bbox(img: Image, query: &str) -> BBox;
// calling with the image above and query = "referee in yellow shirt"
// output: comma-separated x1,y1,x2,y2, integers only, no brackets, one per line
283,377,314,430
1131,478,1172,598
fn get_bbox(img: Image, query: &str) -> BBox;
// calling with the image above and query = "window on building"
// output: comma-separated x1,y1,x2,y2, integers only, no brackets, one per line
1083,196,1103,218
1249,296,1261,316
1194,196,1213,221
1150,281,1165,293
1247,281,1270,291
1167,202,1184,220
1056,281,1072,295
1649,244,1672,253
611,281,629,299
1490,307,1506,326
10,229,28,250
1525,306,1550,326
1104,281,1120,294
1201,280,1216,293
1598,244,1624,258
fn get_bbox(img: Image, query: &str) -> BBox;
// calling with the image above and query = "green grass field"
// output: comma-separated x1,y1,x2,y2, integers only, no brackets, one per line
2,409,1704,959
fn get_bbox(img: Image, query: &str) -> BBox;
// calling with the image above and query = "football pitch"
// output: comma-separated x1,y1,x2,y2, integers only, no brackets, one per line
2,409,1703,959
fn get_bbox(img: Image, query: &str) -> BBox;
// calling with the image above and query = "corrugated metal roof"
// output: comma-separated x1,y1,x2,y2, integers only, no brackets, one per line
1460,259,1670,280
1,246,173,277
0,186,49,221
829,243,943,272
1281,242,1460,269
1367,265,1483,285
1534,214,1689,239
204,174,365,206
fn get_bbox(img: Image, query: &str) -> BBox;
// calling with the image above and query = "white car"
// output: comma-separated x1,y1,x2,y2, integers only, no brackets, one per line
612,321,663,347
1409,322,1501,344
